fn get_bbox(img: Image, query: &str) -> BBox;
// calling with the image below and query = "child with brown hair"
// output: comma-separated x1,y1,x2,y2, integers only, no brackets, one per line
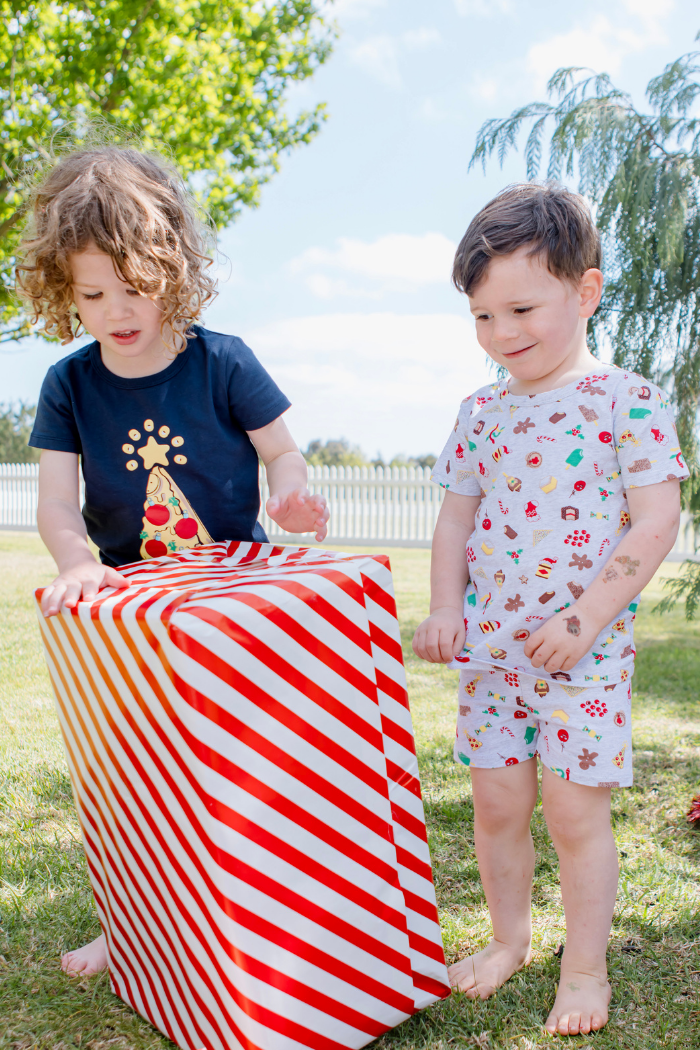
413,183,688,1036
17,145,329,976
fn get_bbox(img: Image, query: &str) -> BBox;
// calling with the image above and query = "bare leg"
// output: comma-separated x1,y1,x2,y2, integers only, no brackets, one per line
541,768,618,1035
449,758,538,998
61,933,108,976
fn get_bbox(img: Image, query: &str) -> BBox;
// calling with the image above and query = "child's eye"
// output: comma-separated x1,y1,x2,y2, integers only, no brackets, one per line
514,307,533,314
82,292,102,300
475,314,491,322
126,289,141,296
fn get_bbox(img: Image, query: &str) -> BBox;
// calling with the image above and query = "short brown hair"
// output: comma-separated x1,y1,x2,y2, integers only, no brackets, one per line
453,182,601,295
15,147,216,352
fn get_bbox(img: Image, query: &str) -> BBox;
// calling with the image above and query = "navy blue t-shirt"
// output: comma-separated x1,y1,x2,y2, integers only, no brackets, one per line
29,326,291,567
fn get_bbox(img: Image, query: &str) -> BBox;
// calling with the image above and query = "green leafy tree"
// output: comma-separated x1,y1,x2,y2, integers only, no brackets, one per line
0,0,333,339
387,453,437,470
0,402,39,462
303,438,369,468
470,39,700,616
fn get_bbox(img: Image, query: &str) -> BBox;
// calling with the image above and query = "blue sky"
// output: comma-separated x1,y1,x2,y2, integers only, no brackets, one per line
3,0,697,459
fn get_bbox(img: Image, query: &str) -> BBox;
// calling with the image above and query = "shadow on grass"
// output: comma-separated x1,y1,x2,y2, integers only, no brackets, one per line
373,919,700,1050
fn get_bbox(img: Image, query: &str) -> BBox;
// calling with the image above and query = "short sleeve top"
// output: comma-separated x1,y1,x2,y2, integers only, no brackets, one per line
29,326,291,567
431,367,689,686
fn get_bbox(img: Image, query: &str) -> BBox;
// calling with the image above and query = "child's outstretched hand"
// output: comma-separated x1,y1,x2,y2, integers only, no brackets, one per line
412,607,466,663
266,487,329,542
523,605,600,673
41,560,130,617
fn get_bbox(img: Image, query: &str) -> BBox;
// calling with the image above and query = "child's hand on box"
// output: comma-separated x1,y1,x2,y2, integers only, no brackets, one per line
266,488,330,542
412,607,466,663
41,560,129,617
524,606,600,673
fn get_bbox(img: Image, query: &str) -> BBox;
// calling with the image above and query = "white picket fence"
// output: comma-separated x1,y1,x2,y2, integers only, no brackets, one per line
2,461,698,556
0,462,444,547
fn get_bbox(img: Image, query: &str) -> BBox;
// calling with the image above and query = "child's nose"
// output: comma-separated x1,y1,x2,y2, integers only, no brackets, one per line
492,316,521,343
106,298,134,320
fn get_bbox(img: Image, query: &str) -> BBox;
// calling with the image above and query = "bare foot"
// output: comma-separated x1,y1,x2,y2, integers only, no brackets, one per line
544,970,611,1035
61,933,108,976
448,938,531,999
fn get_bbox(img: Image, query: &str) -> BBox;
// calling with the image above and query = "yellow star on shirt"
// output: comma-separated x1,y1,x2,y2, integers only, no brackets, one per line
137,435,170,469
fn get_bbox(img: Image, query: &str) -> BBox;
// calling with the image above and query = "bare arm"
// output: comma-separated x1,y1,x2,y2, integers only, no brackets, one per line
412,489,482,663
37,450,129,616
525,480,681,672
246,415,329,541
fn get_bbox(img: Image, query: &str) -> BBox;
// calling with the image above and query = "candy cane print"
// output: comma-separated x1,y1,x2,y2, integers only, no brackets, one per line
599,538,610,557
594,461,604,476
500,726,515,737
536,435,556,443
525,615,546,622
498,500,509,515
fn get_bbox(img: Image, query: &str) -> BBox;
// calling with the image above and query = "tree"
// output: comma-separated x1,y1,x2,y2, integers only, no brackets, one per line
385,453,437,470
302,441,437,470
303,438,368,468
0,402,39,462
470,39,700,616
0,0,333,339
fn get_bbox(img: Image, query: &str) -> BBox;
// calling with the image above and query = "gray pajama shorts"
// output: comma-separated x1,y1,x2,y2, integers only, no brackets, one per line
455,666,633,787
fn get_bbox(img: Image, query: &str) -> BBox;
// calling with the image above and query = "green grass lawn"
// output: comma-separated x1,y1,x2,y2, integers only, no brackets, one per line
0,533,698,1049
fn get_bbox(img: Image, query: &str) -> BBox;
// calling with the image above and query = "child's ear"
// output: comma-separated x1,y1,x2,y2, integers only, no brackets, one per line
579,268,603,318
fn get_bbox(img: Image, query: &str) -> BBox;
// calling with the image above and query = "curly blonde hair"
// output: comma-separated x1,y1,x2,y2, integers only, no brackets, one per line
15,146,217,352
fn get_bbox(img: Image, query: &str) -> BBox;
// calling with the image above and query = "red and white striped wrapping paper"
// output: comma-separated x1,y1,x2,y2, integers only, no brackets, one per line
36,542,450,1050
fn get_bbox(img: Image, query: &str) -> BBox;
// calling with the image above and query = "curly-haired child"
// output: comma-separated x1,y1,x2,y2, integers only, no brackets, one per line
16,145,329,976
413,183,688,1036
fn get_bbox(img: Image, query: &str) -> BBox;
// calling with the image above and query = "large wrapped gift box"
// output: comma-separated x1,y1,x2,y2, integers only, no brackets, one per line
37,542,450,1050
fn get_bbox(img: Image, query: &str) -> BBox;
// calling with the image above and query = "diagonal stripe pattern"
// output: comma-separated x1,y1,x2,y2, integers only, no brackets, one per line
36,542,450,1050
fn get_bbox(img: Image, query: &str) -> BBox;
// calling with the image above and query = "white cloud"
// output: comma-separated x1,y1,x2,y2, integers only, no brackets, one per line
348,34,402,88
453,0,513,16
621,0,675,25
468,75,500,103
348,26,441,89
417,96,450,122
326,0,387,20
290,232,457,299
527,1,675,95
242,312,492,456
402,27,442,51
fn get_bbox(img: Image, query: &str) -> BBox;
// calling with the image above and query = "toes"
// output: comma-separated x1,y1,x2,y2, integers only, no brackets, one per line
451,978,477,994
566,1012,582,1035
554,1013,570,1035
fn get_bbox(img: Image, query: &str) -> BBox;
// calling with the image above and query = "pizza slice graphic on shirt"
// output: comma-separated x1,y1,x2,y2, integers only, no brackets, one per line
139,465,213,559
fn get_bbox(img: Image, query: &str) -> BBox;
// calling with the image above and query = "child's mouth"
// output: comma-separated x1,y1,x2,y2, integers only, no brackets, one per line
111,330,140,344
505,343,536,358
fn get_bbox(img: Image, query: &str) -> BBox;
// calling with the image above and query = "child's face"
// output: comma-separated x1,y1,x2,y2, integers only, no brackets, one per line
468,247,601,383
70,247,166,367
